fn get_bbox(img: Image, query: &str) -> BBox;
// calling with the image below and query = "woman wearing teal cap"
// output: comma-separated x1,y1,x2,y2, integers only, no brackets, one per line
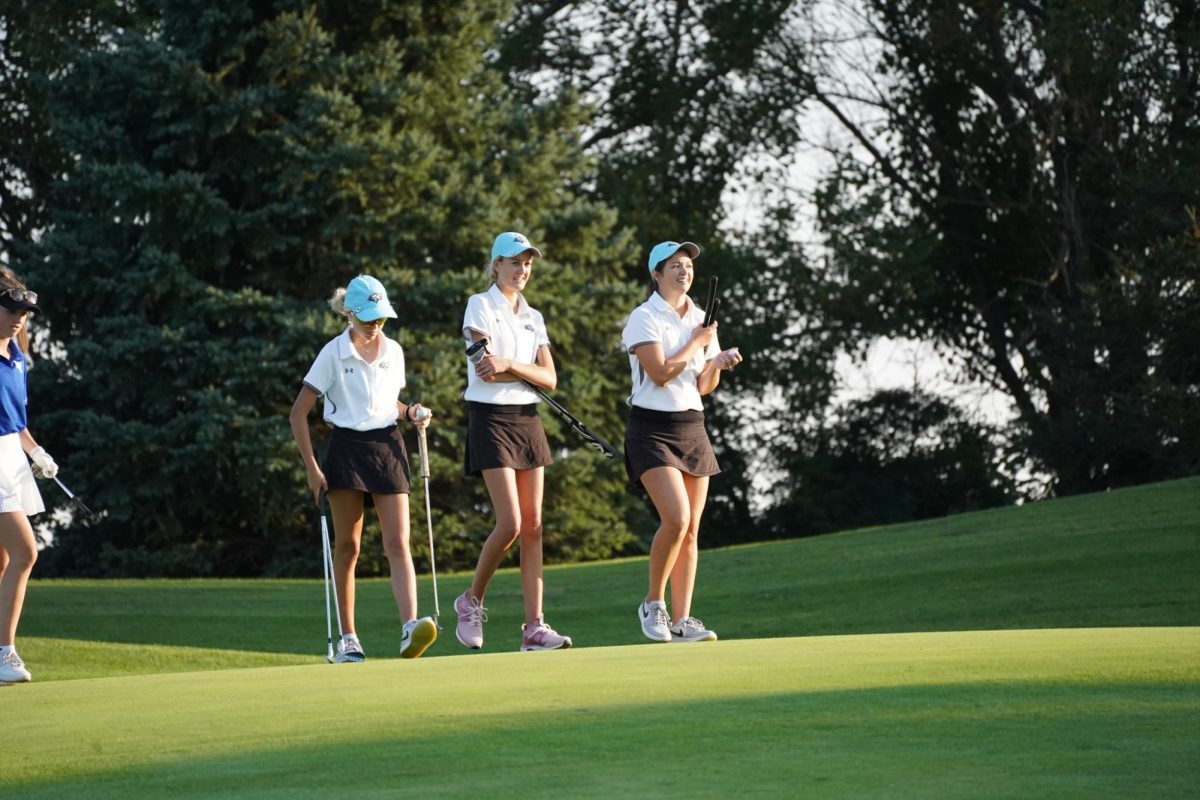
452,232,573,652
622,241,742,644
290,275,438,661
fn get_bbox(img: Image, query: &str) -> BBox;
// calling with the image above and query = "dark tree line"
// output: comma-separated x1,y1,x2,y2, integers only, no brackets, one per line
1,0,1193,575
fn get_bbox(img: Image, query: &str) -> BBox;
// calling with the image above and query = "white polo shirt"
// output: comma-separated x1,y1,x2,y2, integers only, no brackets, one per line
621,292,718,412
303,328,406,430
462,284,550,405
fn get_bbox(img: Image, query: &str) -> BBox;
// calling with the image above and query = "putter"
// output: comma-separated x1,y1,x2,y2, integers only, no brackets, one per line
414,408,442,630
466,338,618,458
52,476,96,518
319,491,344,663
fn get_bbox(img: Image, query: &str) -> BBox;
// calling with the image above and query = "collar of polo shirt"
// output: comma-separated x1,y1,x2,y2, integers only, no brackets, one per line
648,289,697,317
486,282,530,316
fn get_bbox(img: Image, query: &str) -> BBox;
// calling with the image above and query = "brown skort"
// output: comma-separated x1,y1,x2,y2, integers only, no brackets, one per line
624,406,720,485
323,424,411,501
464,402,553,477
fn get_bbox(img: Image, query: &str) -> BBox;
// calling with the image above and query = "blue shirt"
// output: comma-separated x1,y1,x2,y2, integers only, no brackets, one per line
0,341,28,435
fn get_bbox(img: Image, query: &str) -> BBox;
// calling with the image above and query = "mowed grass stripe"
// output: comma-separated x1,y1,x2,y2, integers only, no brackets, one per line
2,628,1197,798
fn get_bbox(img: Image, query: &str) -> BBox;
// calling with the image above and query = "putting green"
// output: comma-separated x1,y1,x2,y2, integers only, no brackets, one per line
3,627,1197,798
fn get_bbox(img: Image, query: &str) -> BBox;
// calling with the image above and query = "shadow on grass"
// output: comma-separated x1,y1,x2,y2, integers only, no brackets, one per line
6,681,1197,800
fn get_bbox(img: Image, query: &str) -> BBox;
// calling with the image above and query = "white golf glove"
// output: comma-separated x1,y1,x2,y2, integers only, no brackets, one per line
29,447,58,480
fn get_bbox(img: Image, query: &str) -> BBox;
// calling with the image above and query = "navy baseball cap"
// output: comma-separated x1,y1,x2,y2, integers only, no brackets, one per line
0,287,41,314
647,241,700,273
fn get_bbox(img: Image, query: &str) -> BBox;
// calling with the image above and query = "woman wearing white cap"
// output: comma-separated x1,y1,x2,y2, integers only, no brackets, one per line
0,268,58,684
452,232,573,652
290,275,438,661
622,241,742,643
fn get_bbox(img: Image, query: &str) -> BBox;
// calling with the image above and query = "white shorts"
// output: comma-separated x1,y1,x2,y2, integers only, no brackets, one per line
0,433,44,516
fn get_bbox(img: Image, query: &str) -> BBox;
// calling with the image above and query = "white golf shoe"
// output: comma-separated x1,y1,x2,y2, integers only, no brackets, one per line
335,634,366,663
670,616,718,643
637,600,672,642
0,649,31,683
400,617,438,659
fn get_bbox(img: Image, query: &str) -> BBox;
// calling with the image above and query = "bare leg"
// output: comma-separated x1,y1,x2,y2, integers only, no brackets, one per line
327,489,365,634
514,468,545,624
0,512,36,645
669,474,709,622
374,492,416,622
469,467,521,602
639,466,690,604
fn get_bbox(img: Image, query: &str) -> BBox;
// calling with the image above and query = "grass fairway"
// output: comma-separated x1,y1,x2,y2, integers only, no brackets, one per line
3,477,1197,796
1,628,1196,798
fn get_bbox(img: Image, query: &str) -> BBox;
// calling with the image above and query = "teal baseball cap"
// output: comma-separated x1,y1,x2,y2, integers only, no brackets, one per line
647,240,700,273
491,232,542,260
344,275,397,321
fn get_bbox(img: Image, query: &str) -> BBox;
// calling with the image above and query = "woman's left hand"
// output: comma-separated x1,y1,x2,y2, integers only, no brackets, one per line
714,347,742,371
409,404,433,429
475,354,511,382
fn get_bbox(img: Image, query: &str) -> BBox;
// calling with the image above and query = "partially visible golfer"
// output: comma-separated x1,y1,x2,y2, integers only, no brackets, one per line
452,232,572,652
0,269,57,684
622,241,742,643
290,275,437,661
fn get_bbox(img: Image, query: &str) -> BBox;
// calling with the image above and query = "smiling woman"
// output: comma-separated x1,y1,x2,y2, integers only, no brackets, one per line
623,240,743,646
0,267,60,684
452,231,574,654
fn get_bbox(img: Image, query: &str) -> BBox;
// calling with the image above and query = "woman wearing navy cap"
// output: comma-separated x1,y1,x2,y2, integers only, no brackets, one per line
452,232,573,652
290,275,438,661
0,268,58,684
622,240,742,644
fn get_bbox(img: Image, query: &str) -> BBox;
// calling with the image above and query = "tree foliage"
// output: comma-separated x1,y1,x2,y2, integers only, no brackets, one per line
810,0,1200,494
766,388,1014,536
499,0,841,544
0,1,148,254
21,0,642,577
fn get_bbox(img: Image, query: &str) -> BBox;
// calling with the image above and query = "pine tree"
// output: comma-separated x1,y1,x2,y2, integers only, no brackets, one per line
24,0,641,576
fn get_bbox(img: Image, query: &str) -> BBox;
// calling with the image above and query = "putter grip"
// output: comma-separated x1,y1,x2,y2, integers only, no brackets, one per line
417,427,430,478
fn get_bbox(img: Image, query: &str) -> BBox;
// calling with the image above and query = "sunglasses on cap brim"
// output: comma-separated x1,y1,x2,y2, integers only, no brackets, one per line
2,287,37,302
0,288,39,311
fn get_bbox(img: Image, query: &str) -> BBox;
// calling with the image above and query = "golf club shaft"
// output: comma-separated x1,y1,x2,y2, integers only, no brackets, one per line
416,426,441,627
527,383,618,459
53,475,95,517
320,496,343,641
322,509,334,661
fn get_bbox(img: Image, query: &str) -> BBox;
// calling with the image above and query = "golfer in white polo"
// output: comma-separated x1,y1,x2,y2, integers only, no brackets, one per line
290,275,437,661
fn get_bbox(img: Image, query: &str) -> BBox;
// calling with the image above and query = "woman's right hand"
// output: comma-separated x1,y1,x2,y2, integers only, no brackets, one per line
691,321,718,349
307,468,328,506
